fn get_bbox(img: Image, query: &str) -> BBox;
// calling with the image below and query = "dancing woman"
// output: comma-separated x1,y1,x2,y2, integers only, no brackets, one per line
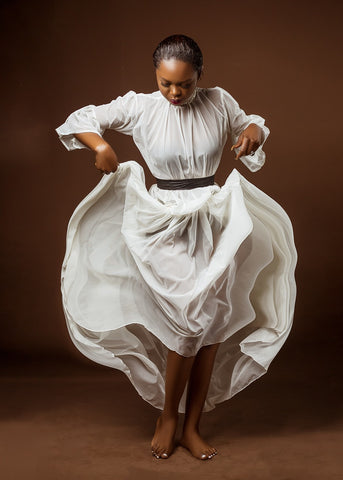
56,34,297,461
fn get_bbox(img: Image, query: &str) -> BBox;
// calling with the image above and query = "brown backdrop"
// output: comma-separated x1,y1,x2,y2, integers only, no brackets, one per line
1,0,342,363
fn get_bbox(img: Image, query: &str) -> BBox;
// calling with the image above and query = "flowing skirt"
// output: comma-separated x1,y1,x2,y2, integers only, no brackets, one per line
61,161,297,412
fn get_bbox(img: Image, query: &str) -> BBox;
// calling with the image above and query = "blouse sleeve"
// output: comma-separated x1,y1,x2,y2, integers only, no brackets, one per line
55,90,138,151
217,86,270,172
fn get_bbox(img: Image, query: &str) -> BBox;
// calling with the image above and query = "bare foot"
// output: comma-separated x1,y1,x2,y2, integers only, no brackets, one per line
151,413,178,459
180,428,218,460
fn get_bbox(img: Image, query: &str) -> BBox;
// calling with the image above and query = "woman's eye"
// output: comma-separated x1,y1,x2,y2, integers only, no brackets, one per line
161,83,192,88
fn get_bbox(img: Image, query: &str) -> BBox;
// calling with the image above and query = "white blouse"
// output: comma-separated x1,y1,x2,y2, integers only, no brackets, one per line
56,86,270,178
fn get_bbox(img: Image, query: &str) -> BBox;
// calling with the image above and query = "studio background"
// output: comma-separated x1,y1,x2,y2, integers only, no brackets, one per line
1,1,342,479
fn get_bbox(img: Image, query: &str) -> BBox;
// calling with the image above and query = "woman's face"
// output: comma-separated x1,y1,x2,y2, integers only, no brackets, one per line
156,58,199,106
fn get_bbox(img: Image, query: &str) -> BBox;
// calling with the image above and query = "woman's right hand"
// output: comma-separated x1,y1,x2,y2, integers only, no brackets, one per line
94,143,119,175
73,133,119,175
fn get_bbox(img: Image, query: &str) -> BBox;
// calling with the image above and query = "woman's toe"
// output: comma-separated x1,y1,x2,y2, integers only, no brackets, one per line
159,446,165,456
212,449,218,457
161,452,168,459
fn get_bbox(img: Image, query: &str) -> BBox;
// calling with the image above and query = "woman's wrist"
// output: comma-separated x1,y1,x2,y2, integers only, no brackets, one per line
74,132,111,153
94,141,113,154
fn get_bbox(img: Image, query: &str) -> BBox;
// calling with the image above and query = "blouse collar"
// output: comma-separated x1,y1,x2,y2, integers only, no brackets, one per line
160,87,199,107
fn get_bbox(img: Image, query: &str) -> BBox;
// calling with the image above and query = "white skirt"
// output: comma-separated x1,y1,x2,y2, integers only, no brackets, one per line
61,161,297,412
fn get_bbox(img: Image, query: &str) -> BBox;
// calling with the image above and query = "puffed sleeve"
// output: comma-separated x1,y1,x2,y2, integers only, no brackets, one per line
55,90,138,151
217,87,270,172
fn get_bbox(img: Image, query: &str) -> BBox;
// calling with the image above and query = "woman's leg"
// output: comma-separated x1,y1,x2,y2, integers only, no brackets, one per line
151,349,195,459
180,343,220,460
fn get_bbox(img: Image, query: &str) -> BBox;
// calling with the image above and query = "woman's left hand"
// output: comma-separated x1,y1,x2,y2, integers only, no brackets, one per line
230,123,263,160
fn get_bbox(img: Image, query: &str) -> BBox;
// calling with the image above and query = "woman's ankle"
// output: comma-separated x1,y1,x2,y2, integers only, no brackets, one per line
161,410,178,421
182,421,200,435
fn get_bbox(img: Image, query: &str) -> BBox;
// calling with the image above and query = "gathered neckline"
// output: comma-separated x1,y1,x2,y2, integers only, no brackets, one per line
160,87,199,107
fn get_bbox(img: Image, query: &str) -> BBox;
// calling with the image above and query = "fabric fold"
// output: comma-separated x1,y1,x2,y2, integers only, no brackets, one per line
61,160,297,412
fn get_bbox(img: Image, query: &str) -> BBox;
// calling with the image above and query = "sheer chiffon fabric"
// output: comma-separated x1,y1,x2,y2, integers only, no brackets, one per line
57,87,297,412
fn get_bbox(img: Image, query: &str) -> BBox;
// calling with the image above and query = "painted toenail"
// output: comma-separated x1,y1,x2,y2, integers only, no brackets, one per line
161,453,168,458
201,454,207,459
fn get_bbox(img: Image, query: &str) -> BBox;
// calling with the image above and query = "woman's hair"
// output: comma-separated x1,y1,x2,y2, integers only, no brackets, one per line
153,34,203,79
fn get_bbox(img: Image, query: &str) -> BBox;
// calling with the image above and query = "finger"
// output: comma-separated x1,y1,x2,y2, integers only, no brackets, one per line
231,141,241,151
250,139,261,154
247,140,257,156
235,137,249,160
231,133,243,151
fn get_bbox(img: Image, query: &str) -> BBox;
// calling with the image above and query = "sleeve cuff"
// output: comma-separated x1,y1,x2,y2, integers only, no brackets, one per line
233,122,270,172
55,126,100,151
55,104,104,151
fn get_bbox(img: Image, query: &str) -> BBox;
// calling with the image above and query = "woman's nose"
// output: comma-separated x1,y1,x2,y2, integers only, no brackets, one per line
170,86,181,97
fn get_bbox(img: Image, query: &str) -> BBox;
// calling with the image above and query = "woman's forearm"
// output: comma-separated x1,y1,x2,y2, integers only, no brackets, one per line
74,132,110,152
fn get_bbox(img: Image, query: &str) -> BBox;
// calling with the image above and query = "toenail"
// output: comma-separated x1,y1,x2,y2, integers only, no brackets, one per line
161,453,168,458
201,454,207,459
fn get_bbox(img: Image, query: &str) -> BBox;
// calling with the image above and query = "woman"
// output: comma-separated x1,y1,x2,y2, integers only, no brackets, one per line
56,34,297,461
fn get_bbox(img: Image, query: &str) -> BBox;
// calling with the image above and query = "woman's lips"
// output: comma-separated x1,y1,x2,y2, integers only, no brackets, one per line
170,98,183,105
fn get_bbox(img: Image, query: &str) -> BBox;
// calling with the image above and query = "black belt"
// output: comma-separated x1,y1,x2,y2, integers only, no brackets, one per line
155,175,215,190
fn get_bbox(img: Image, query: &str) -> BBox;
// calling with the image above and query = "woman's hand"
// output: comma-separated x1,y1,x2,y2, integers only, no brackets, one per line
230,123,263,161
94,143,119,174
73,132,119,174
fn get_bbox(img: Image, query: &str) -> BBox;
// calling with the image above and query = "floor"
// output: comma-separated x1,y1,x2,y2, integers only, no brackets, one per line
1,343,342,480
